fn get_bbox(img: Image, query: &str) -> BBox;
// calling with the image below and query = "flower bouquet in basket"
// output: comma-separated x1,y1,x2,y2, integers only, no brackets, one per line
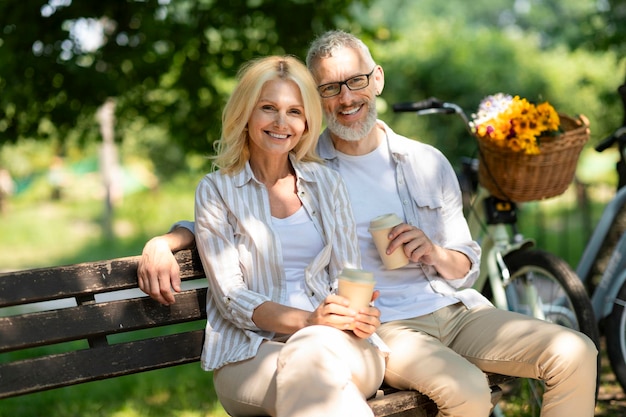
470,93,590,202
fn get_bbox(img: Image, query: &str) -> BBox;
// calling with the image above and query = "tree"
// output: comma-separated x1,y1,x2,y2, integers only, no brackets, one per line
568,0,626,58
0,0,371,153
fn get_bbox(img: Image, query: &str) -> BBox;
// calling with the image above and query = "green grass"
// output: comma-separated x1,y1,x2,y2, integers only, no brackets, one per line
0,365,228,417
0,172,197,271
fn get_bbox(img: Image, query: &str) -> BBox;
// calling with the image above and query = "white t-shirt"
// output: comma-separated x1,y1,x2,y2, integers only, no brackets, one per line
272,206,323,312
336,141,459,321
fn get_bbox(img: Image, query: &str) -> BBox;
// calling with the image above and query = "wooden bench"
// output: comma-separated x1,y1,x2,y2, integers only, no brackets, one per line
0,249,513,416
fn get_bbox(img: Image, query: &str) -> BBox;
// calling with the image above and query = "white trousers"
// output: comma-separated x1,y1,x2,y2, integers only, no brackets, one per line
213,325,386,417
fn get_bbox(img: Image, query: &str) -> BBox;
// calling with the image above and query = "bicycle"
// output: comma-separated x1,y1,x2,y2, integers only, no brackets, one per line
393,97,600,417
575,82,626,394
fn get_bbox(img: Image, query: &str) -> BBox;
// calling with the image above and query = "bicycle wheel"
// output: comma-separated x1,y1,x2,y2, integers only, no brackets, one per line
485,249,600,417
605,281,626,393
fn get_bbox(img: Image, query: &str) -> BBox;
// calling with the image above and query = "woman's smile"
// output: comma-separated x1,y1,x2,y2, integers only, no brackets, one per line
247,79,307,158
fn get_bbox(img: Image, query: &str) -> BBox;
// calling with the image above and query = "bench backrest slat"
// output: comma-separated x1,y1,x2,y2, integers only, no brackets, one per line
0,330,205,398
0,250,205,308
0,288,207,352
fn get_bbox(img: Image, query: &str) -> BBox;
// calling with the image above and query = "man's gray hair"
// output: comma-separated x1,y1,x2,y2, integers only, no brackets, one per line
305,30,375,71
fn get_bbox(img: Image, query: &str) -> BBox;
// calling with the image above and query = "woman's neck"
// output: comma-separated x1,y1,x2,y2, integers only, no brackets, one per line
249,154,293,186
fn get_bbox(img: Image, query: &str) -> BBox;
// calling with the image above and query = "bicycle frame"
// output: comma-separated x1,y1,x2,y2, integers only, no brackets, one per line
577,185,626,320
576,79,626,321
467,185,539,315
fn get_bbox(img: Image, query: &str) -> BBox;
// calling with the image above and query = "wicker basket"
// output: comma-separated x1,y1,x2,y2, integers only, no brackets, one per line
477,113,590,202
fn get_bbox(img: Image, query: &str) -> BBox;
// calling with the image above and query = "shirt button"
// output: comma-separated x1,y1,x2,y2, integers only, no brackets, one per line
403,199,409,205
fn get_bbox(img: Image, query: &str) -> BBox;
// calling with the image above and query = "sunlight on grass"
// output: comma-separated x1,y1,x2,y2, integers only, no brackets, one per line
0,172,196,271
0,365,228,417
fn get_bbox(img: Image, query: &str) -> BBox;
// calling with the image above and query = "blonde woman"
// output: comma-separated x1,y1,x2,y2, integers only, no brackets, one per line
194,55,386,417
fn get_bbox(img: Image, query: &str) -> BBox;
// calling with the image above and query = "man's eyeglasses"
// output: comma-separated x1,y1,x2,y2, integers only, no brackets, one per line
317,67,376,98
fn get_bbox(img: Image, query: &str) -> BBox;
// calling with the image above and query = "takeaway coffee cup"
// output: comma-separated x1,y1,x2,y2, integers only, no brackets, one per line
337,268,376,312
369,213,410,269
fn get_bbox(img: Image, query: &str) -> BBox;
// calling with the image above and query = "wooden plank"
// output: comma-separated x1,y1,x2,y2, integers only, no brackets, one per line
0,249,204,308
368,390,435,417
0,256,142,307
0,330,205,399
484,373,517,387
368,377,508,417
0,288,207,352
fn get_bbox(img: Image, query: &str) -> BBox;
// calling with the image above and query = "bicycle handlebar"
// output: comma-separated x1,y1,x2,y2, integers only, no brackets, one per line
392,97,472,133
393,97,449,113
595,126,626,153
595,83,626,153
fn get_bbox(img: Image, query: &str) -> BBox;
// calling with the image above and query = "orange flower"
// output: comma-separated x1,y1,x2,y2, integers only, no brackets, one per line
470,93,561,155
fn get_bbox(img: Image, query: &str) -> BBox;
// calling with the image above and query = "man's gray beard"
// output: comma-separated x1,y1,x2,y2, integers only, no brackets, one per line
326,103,377,142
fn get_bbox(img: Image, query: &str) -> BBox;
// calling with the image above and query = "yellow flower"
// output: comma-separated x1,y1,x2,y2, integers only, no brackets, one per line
470,93,561,155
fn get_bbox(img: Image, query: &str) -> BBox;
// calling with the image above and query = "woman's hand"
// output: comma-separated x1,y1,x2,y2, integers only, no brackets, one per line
308,291,381,339
138,236,181,305
351,290,382,339
137,227,196,305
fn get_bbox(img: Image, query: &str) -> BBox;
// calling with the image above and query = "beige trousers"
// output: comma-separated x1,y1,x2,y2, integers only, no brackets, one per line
377,303,598,417
213,325,385,417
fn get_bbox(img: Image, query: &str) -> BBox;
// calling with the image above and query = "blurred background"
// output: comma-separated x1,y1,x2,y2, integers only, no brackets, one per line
0,0,624,271
1,0,625,415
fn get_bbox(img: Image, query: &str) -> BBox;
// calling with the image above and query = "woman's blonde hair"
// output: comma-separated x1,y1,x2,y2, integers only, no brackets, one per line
213,55,323,174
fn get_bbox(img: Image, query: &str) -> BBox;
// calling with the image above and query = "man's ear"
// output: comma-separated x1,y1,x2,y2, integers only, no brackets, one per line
373,65,385,95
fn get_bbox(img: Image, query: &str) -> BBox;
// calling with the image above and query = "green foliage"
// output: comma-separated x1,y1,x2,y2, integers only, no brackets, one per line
2,0,624,181
360,0,625,165
564,0,626,57
0,0,373,154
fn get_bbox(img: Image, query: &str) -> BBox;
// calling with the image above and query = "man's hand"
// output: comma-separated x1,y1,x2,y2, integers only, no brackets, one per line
137,236,181,305
388,223,471,279
387,223,437,265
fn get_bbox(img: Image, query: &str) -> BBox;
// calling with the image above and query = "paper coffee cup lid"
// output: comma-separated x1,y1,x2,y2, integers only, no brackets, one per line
369,213,403,230
339,268,375,283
